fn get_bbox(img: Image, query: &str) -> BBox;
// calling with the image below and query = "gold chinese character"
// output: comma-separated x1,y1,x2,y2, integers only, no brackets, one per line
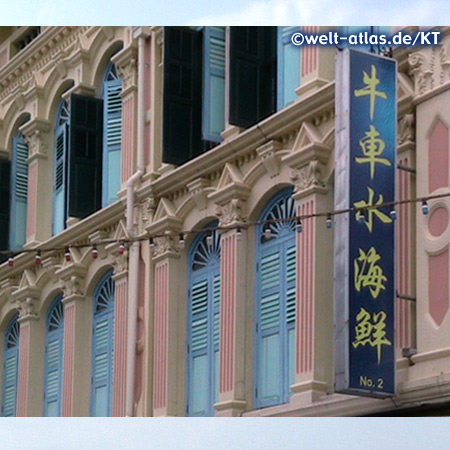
354,64,387,120
354,247,387,299
356,125,391,179
352,307,392,364
354,187,392,232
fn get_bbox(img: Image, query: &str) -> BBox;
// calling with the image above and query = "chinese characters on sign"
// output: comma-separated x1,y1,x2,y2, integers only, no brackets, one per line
334,49,396,398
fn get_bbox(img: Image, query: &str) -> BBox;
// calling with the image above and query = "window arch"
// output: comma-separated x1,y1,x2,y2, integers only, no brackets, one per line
102,62,122,207
1,315,19,417
254,187,296,408
186,223,221,416
43,295,64,416
90,270,115,417
53,99,70,235
10,131,29,250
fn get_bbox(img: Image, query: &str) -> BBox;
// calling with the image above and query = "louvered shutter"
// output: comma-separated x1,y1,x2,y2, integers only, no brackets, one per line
257,249,282,407
91,273,115,417
277,26,300,110
212,274,220,405
43,299,64,417
68,94,103,219
10,134,28,250
285,244,296,388
103,65,122,206
229,26,277,128
202,26,225,143
0,159,11,263
188,278,209,416
2,317,19,417
162,27,203,165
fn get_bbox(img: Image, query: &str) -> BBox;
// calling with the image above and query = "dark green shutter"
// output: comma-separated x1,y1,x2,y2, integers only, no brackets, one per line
162,27,203,166
68,94,103,219
229,26,277,128
0,159,11,263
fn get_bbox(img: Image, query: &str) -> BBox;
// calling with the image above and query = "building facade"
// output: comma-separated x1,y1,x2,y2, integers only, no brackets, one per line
0,25,448,416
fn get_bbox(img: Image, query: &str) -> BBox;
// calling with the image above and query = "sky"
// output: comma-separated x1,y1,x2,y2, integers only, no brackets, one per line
1,2,450,448
0,0,448,25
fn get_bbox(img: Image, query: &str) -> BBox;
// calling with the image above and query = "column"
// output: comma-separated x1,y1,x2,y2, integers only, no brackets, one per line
147,213,182,416
209,181,250,416
21,119,52,247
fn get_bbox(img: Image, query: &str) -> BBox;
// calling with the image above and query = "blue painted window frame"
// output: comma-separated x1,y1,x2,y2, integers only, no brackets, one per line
90,269,115,417
1,314,19,417
52,99,70,236
186,223,221,417
9,132,29,250
102,62,123,207
202,26,226,143
43,295,64,416
277,26,301,110
254,187,296,409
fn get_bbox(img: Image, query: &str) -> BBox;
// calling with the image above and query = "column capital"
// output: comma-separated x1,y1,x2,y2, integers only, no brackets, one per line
55,259,88,304
20,118,51,162
113,44,138,97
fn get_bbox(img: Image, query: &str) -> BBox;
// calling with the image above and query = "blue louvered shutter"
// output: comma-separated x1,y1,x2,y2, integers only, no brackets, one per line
187,227,220,417
277,26,300,110
0,159,11,264
255,189,296,409
103,63,122,207
2,316,19,417
53,100,70,236
202,26,225,143
91,272,115,417
10,133,28,250
43,297,64,416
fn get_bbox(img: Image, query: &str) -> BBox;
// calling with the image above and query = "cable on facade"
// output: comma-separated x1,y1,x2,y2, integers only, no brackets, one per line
1,191,449,267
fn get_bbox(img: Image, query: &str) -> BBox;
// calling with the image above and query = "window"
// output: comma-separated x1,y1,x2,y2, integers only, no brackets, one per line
90,270,115,417
0,159,11,264
43,295,64,417
1,315,19,417
187,225,221,416
254,188,296,408
53,94,104,235
10,132,29,250
102,62,123,207
162,26,226,166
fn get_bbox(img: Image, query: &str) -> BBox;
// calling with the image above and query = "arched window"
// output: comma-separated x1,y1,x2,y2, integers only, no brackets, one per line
43,295,64,416
10,131,28,250
102,62,122,207
90,270,115,417
1,315,19,417
187,224,221,416
255,188,296,408
53,99,70,235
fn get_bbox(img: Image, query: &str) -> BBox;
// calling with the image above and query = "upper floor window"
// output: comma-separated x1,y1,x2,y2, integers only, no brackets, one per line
90,270,115,417
10,132,29,250
254,188,296,409
187,225,221,416
1,315,19,417
43,295,64,417
102,62,123,207
0,159,11,264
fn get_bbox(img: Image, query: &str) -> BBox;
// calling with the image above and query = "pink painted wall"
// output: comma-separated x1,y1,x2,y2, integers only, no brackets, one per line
429,120,448,193
121,96,134,183
16,321,30,417
219,233,236,394
62,303,75,416
429,249,449,326
112,277,128,416
144,37,151,167
396,156,412,349
26,163,37,240
153,262,168,410
301,27,318,78
296,200,315,375
134,257,146,409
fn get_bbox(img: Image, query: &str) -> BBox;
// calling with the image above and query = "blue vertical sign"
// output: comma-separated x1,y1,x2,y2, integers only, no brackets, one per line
334,49,396,398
